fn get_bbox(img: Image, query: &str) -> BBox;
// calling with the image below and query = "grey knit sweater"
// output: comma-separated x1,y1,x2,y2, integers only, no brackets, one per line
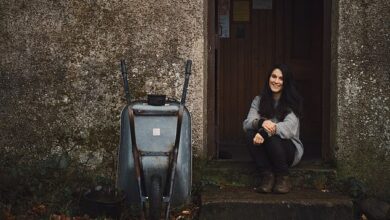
243,96,304,166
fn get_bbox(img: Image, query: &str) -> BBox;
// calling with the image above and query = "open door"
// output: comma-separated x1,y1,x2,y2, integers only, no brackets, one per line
209,0,331,160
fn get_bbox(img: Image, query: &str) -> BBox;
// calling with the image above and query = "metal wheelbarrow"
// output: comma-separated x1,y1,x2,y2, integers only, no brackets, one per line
116,60,192,220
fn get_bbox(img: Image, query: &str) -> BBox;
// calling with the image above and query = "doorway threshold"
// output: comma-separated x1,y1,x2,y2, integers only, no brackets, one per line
203,159,336,190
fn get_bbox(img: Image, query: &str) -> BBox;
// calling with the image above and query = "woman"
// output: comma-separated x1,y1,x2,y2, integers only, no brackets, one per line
243,64,303,194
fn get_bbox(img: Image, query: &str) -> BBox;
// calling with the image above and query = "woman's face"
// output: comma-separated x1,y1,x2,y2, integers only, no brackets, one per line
269,68,283,94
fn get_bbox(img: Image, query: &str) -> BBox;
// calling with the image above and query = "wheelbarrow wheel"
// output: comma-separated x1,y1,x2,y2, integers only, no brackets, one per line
149,175,162,220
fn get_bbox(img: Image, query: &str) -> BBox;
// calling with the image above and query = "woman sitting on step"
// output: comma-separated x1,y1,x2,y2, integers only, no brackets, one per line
243,64,303,194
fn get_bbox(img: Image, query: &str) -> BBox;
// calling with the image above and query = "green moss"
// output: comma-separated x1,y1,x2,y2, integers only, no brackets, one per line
0,119,122,215
336,144,390,201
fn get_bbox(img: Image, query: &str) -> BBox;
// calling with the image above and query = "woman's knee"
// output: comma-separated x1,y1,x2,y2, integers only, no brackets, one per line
267,135,283,146
264,136,285,155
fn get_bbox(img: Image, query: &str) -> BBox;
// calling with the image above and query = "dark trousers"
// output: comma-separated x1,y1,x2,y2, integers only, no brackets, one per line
246,130,296,175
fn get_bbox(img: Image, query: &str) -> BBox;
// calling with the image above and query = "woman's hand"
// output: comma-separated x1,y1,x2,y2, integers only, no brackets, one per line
253,133,264,145
262,120,276,135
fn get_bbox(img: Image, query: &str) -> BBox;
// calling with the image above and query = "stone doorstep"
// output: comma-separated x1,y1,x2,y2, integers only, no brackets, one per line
199,186,354,220
200,160,337,190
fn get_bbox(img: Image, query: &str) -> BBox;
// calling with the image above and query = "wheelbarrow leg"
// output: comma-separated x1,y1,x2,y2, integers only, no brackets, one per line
128,108,148,219
164,105,184,220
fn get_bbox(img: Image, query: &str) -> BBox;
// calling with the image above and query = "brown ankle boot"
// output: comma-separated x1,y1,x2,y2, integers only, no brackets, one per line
273,175,292,194
255,172,275,193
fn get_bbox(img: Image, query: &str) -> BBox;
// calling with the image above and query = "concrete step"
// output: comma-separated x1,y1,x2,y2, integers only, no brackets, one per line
200,160,336,190
199,186,354,220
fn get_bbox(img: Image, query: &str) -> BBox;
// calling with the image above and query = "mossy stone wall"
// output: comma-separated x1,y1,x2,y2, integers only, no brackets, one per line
334,0,390,199
0,0,205,174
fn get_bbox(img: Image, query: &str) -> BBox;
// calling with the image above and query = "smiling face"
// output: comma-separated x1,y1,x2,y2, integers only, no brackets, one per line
269,68,284,96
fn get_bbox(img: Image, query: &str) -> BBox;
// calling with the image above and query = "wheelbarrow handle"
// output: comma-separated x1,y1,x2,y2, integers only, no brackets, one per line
120,59,131,105
181,60,192,105
185,60,192,75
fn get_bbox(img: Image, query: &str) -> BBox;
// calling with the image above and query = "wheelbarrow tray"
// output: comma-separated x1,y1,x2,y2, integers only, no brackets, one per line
116,101,192,207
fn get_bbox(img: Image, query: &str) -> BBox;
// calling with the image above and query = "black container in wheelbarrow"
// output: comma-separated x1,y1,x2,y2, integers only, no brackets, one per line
116,60,192,220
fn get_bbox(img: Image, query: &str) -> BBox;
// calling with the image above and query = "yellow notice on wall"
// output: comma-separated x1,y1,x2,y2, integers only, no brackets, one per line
233,1,250,22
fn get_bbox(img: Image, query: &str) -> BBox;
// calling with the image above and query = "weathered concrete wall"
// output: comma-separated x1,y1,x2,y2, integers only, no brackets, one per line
334,0,390,198
0,0,205,172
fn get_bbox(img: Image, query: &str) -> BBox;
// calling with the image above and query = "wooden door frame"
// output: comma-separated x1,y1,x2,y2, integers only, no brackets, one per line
322,0,332,161
206,0,334,161
206,0,217,159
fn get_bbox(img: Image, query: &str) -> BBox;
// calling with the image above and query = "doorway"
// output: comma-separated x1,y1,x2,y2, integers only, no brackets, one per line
207,0,331,161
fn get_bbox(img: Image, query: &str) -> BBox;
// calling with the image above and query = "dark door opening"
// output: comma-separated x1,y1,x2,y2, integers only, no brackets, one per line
209,0,331,161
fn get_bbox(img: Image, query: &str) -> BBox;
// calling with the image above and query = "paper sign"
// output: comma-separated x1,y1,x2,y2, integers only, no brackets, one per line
233,1,250,22
219,15,230,38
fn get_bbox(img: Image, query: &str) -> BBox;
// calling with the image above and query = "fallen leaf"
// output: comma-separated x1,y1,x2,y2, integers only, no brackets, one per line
181,210,191,215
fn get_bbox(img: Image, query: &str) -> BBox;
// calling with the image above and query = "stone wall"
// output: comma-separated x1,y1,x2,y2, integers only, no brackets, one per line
0,0,205,174
334,0,390,198
3,0,389,201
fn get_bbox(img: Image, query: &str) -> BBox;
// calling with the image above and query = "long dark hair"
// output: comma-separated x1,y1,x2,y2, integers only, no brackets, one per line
259,64,303,121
